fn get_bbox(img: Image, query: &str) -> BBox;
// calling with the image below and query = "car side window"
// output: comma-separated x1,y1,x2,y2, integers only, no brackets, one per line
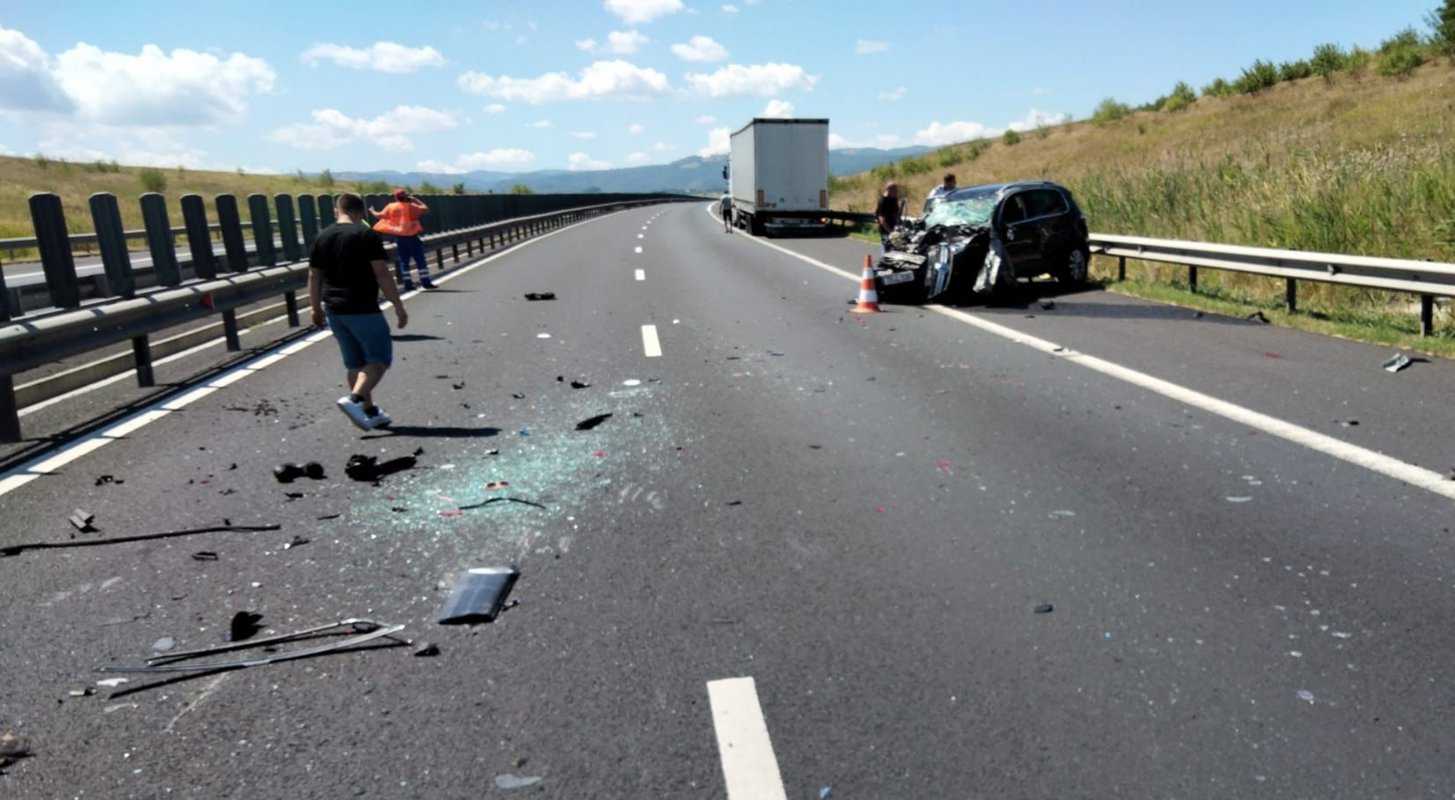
1001,194,1028,225
1025,189,1068,219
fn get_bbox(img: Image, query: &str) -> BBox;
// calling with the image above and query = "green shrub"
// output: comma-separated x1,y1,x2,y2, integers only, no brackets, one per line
1378,43,1425,77
1378,27,1423,54
1278,60,1313,82
509,183,534,195
1002,128,1022,146
935,147,961,168
1311,43,1347,81
418,180,441,194
1091,97,1132,124
1431,0,1455,58
1035,124,1052,139
1346,46,1373,76
138,167,167,193
317,168,335,187
1162,81,1197,112
33,153,49,170
964,140,989,161
452,182,466,194
870,162,899,182
898,156,932,176
1202,77,1234,97
1235,60,1279,94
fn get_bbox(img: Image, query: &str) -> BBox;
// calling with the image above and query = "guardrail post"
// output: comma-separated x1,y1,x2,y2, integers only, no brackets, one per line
247,194,276,267
215,195,249,273
318,194,335,224
0,377,18,443
89,192,133,299
452,243,459,263
435,245,444,270
1187,265,1198,292
1285,279,1297,313
30,193,81,309
1117,255,1126,282
132,335,155,387
222,309,241,351
140,193,181,287
299,195,320,248
284,290,301,327
1421,295,1435,337
180,195,216,281
275,194,301,262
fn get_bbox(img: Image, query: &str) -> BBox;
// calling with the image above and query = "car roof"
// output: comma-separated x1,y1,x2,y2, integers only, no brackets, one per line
948,181,1066,199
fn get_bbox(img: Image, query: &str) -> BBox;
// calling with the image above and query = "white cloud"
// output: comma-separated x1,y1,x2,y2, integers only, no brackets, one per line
761,98,793,117
686,63,816,97
0,26,72,112
458,60,669,103
604,0,683,24
878,86,906,102
876,133,903,147
37,121,209,167
828,132,905,150
52,42,275,126
576,30,650,55
855,39,889,55
571,130,598,140
827,133,850,148
567,151,611,170
626,151,650,164
482,20,511,31
698,127,730,157
694,114,717,125
269,105,458,152
530,119,553,128
670,35,728,63
912,120,995,147
485,103,507,113
1007,108,1069,131
628,122,645,134
416,148,535,173
652,141,671,152
1031,87,1051,96
300,41,444,74
721,4,739,12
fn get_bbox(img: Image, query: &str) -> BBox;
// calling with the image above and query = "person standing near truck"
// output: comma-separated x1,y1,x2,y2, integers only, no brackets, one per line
720,193,733,233
875,181,902,254
370,189,434,291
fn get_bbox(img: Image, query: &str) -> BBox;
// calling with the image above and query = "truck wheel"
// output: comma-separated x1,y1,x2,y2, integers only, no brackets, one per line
750,217,766,237
1061,246,1091,287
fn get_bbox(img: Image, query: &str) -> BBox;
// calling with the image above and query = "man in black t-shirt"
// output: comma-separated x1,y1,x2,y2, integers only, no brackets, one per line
308,192,409,431
875,181,902,254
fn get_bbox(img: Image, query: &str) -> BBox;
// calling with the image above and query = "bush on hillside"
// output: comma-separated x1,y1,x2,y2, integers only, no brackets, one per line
452,183,466,194
418,180,441,194
509,184,534,195
138,168,167,193
317,168,335,187
1202,77,1234,97
1431,0,1455,57
1235,60,1279,94
1162,82,1197,112
1378,42,1425,77
1346,46,1373,76
869,161,898,182
898,156,932,176
1311,43,1347,81
1278,59,1313,82
1091,97,1132,124
935,147,961,168
1002,129,1022,146
1378,27,1423,54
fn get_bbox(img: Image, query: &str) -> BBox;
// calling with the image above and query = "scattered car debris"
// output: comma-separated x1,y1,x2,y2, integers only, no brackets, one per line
1383,353,1412,373
511,393,525,399
485,449,501,456
273,463,304,483
283,536,310,550
413,447,425,456
575,413,613,431
413,642,441,657
495,774,543,791
438,567,519,625
98,618,407,676
229,611,264,642
303,462,325,480
820,787,832,799
3,521,278,558
345,454,417,482
1337,419,1360,428
726,500,743,506
67,688,95,698
192,551,219,562
452,382,466,390
94,474,122,486
1246,311,1270,324
68,509,97,533
0,732,32,771
152,637,175,652
284,492,304,501
570,380,590,389
523,292,556,301
96,678,129,688
1034,604,1054,614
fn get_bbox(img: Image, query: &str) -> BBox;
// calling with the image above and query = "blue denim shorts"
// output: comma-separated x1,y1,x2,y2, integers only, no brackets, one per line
327,311,393,370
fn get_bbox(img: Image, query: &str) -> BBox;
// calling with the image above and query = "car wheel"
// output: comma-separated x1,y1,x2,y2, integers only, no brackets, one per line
1062,246,1090,286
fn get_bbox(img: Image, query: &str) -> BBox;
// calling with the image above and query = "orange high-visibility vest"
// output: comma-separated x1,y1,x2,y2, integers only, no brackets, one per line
373,202,424,237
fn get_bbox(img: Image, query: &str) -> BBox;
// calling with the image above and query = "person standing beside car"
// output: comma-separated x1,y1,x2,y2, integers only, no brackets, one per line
370,189,434,291
875,181,902,254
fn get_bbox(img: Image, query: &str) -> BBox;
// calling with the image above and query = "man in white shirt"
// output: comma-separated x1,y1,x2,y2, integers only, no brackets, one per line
925,173,957,213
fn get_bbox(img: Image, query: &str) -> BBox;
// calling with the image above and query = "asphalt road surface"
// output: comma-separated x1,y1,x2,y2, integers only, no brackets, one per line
3,202,1455,799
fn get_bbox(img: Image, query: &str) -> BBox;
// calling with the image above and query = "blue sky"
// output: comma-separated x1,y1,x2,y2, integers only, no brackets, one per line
0,0,1436,175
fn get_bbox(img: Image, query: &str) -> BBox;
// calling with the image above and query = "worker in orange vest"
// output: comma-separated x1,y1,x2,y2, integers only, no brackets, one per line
369,189,433,290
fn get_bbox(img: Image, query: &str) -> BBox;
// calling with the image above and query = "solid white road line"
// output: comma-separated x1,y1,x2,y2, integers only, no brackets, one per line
635,269,646,281
641,324,663,358
0,210,627,500
707,677,789,800
706,203,1455,502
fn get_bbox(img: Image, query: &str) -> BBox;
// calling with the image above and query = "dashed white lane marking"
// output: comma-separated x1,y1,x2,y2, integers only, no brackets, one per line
707,677,789,800
634,246,643,254
634,269,645,281
640,324,662,358
708,203,1455,502
0,210,629,499
637,233,645,239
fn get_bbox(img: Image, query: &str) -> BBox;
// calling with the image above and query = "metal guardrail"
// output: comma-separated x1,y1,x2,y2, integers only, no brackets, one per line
1,221,236,261
1089,233,1454,336
0,191,693,441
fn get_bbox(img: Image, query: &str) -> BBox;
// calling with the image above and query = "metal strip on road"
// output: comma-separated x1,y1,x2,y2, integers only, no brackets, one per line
0,209,634,500
707,677,789,800
641,325,663,358
707,204,1455,503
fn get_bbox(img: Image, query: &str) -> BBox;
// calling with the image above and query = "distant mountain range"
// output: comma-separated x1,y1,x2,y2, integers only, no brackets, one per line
337,146,929,195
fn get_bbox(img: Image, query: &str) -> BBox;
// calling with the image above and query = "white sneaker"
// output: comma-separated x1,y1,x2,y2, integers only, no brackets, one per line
336,396,371,430
365,408,393,429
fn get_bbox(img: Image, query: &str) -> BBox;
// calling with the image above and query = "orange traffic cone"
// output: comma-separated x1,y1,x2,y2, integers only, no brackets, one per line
851,254,880,313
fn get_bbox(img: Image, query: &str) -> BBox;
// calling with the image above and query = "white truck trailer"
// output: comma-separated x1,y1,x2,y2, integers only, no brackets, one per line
727,118,829,236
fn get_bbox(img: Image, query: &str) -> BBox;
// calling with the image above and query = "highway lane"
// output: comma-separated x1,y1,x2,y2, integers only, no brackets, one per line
2,202,1454,798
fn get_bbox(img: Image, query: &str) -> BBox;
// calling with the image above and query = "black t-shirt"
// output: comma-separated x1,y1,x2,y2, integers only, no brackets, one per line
310,222,388,314
875,195,901,233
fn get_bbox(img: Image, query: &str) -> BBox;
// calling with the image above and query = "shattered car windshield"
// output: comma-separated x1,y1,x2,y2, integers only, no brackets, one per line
923,190,997,229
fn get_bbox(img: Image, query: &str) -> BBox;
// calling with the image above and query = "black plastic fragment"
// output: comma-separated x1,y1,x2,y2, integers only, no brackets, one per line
452,382,466,390
303,462,325,480
1034,604,1054,614
191,551,219,561
414,642,441,657
68,509,96,533
1246,311,1270,324
345,454,416,482
273,463,304,483
569,380,590,389
228,611,264,642
575,413,612,431
524,292,556,301
94,475,120,486
438,567,519,625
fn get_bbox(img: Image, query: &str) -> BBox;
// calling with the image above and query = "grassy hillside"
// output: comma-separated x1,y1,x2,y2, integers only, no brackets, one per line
0,158,330,242
833,61,1455,323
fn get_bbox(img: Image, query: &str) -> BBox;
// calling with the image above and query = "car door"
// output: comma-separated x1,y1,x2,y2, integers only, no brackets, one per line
1024,189,1074,266
998,192,1041,276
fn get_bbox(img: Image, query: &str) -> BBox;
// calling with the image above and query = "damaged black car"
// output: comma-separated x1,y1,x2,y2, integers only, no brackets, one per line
875,181,1090,304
